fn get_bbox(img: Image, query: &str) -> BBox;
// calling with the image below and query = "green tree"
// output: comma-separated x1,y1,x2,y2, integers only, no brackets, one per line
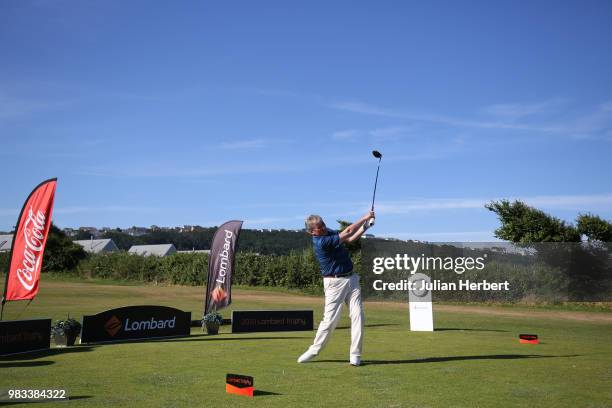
485,200,581,243
486,200,612,243
576,214,612,242
43,224,88,272
486,200,611,301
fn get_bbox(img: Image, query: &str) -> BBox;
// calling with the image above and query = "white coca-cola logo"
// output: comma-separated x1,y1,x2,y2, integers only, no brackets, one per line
16,207,47,291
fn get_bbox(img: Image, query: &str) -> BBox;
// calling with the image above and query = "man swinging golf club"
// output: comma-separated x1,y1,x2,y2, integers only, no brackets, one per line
298,150,382,367
297,211,374,366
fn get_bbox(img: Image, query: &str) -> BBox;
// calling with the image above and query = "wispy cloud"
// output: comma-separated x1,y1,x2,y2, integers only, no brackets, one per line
102,91,170,103
330,101,566,132
332,126,415,142
0,205,158,218
369,126,415,142
54,206,159,215
77,162,300,178
380,231,497,241
331,129,360,141
0,92,74,120
1,137,109,159
230,193,612,229
244,215,306,226
219,139,268,150
330,99,612,141
482,98,568,120
77,149,446,179
0,208,18,217
372,193,612,214
521,193,612,210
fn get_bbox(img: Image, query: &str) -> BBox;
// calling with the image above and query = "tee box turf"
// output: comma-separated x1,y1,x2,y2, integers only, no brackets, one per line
226,374,254,397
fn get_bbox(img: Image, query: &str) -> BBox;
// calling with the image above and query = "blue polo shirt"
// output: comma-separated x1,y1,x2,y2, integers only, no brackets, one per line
312,230,353,277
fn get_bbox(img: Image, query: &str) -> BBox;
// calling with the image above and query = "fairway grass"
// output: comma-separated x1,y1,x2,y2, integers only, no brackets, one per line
1,280,611,408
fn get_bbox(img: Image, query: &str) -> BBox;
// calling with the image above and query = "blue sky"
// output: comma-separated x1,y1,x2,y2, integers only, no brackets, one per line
1,1,611,241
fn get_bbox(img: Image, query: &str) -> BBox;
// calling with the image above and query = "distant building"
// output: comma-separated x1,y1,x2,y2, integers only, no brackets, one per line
79,226,98,234
128,244,177,257
74,239,119,254
63,228,78,237
0,234,13,252
125,226,149,236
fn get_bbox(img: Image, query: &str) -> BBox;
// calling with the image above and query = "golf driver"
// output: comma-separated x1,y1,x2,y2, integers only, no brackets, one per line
368,150,382,227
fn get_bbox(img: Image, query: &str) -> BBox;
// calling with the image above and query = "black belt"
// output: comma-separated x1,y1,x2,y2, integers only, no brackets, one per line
324,273,353,279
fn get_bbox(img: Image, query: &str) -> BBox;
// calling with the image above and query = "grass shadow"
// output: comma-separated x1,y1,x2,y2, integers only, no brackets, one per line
151,335,311,344
254,390,282,397
313,354,581,365
0,360,54,368
80,334,310,346
68,396,93,401
0,346,97,361
435,327,510,332
0,395,91,406
336,323,399,330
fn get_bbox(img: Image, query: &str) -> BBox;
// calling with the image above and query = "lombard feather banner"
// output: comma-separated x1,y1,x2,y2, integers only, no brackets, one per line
204,220,243,315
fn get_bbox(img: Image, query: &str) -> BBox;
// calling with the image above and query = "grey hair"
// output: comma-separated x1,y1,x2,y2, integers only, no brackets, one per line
305,214,324,233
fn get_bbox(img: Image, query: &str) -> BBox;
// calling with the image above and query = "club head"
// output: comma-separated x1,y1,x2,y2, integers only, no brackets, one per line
372,150,382,159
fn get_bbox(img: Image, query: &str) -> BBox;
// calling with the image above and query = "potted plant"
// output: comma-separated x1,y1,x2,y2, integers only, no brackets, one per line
202,311,223,335
51,317,82,347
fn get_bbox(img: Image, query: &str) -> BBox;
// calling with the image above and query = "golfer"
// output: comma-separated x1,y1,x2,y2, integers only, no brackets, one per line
297,211,374,367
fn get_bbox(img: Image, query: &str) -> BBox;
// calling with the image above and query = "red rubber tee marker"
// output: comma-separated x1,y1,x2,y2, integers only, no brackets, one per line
519,334,539,344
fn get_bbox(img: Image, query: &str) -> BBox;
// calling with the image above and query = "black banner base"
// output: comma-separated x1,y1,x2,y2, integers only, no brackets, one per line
0,318,51,356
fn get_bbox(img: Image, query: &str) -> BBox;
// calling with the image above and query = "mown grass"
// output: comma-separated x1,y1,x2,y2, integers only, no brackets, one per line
1,278,611,408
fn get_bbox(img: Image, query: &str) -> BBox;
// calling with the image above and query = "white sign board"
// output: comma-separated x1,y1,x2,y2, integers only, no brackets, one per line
408,273,434,331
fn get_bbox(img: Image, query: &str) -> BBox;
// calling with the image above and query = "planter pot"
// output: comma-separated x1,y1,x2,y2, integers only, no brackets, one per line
66,333,78,346
54,334,67,347
54,333,78,347
205,322,220,335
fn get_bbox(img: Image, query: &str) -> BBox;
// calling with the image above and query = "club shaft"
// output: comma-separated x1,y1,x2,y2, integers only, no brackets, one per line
371,160,381,211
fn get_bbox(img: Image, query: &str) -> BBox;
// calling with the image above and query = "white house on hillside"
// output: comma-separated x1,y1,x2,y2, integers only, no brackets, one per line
0,235,13,252
128,244,177,257
74,239,119,254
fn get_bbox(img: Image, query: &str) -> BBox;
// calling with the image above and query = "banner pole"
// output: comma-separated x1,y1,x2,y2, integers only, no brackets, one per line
1,230,16,322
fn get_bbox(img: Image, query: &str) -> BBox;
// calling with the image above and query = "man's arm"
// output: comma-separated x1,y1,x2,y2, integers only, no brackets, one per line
339,211,375,243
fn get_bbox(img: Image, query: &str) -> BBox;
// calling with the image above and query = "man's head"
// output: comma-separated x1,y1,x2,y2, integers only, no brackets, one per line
305,214,327,236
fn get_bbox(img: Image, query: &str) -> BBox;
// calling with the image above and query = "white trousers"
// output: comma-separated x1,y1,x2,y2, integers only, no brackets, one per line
307,273,364,359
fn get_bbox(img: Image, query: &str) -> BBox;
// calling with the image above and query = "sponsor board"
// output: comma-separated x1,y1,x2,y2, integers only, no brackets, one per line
231,310,313,333
81,305,191,343
0,318,51,356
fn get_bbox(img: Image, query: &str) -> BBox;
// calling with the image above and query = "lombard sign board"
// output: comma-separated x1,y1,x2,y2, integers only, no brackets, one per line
81,305,191,343
231,310,313,333
0,318,51,356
